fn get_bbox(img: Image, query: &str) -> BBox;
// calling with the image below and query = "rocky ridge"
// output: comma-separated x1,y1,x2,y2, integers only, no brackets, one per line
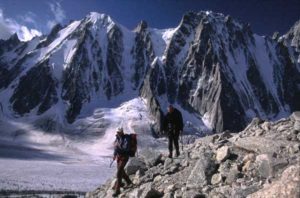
86,112,300,198
1,12,300,133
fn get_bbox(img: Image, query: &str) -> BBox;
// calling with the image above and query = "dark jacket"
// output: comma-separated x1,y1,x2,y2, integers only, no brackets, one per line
163,108,183,134
113,135,129,157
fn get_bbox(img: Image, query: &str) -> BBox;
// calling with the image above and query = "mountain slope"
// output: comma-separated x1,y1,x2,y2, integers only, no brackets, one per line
141,12,300,132
0,11,299,133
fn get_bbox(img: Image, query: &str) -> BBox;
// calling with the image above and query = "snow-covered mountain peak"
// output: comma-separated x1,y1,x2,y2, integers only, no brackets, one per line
85,12,115,27
282,19,300,48
0,11,299,135
178,11,248,36
134,20,148,32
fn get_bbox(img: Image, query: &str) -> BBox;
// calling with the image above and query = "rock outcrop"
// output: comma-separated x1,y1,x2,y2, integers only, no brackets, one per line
86,112,300,198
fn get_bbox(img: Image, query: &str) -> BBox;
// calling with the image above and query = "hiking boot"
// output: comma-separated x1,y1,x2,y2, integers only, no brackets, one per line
126,180,132,185
176,151,180,157
112,190,120,197
112,182,124,190
168,153,172,158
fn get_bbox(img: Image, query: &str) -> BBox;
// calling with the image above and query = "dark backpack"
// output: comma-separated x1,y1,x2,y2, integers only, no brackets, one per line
123,134,137,157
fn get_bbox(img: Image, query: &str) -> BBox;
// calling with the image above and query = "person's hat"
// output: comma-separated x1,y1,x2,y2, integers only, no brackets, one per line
116,127,123,133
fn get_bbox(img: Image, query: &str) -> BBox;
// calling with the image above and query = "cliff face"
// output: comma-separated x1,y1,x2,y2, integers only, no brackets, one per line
0,11,299,132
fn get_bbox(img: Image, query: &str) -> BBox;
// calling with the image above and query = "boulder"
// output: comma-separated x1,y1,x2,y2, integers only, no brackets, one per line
186,151,216,188
125,157,147,175
225,165,242,184
292,111,300,121
142,184,163,198
248,165,300,198
164,158,173,170
254,154,288,179
183,190,205,198
130,182,163,198
216,146,230,162
218,160,233,176
209,185,233,198
140,149,162,167
230,137,293,154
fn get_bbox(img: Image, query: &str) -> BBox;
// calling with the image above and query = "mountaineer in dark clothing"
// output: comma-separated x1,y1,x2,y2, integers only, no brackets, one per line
112,127,132,197
163,105,183,158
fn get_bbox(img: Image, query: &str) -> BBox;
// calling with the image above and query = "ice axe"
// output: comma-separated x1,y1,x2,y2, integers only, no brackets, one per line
110,159,115,168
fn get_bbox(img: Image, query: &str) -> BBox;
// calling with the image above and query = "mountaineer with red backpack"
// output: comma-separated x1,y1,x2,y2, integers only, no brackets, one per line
112,127,137,197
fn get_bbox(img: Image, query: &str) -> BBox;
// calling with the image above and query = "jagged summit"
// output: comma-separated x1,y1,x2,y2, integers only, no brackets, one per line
281,19,300,53
85,12,116,27
179,11,247,32
0,11,299,133
134,20,148,32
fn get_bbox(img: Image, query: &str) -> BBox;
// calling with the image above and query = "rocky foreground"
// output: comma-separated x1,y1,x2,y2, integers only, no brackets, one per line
87,112,300,198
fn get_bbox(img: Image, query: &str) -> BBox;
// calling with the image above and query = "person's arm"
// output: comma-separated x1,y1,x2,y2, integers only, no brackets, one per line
114,137,128,156
113,137,124,159
113,139,118,159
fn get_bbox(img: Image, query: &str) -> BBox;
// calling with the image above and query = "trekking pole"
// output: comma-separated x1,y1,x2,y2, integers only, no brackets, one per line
181,130,183,152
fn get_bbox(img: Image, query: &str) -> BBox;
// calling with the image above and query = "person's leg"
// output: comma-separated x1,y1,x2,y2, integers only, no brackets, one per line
121,158,132,185
113,159,123,195
168,135,173,158
174,132,180,157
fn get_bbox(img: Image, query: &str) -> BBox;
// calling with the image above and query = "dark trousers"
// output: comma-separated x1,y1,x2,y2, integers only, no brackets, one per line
114,156,131,191
168,131,180,156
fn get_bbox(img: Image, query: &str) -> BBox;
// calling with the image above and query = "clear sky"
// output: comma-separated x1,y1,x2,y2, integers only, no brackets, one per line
0,0,299,40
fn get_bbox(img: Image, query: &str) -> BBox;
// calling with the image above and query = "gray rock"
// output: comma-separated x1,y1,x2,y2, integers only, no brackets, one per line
164,158,173,170
294,120,300,131
255,129,265,136
230,137,293,154
216,146,230,162
133,169,145,185
232,184,261,197
125,157,147,175
288,143,300,154
186,151,216,188
140,182,163,198
183,190,205,198
163,164,179,175
218,160,233,176
292,111,300,121
181,159,189,167
162,192,174,198
261,122,271,131
243,153,256,163
255,154,288,179
211,173,223,185
225,166,242,184
153,175,162,183
248,165,300,198
209,185,233,198
140,149,162,167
